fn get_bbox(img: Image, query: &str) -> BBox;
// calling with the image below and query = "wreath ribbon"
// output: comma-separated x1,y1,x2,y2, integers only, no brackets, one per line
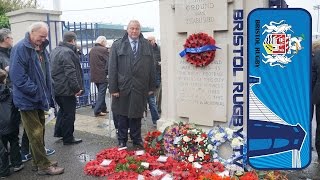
179,44,221,57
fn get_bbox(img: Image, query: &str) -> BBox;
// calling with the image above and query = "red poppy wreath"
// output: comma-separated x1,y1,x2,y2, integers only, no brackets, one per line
179,32,220,67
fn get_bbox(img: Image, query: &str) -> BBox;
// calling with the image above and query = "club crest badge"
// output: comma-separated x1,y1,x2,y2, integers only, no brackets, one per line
261,20,304,68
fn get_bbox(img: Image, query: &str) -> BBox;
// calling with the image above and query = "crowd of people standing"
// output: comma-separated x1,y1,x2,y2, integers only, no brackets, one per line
0,19,161,178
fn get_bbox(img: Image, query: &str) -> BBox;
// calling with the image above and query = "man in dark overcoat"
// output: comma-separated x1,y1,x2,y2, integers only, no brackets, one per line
108,20,156,148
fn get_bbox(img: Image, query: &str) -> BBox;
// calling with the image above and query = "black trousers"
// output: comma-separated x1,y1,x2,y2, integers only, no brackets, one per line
117,115,142,145
0,135,9,176
1,129,22,167
55,96,77,143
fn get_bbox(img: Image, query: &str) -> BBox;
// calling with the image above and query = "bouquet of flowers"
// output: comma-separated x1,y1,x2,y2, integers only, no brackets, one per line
162,122,195,158
177,127,212,163
144,130,165,156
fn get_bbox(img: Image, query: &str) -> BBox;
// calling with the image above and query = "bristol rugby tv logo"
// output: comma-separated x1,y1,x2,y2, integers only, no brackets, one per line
262,20,303,68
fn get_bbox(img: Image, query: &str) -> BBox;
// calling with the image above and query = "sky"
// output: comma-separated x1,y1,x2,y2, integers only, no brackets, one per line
37,0,320,39
37,0,160,38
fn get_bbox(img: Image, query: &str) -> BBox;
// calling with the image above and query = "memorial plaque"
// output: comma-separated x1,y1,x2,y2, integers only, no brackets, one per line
176,43,228,125
175,0,228,32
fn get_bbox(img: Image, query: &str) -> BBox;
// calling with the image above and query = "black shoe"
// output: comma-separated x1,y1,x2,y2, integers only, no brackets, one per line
63,138,82,145
118,143,126,148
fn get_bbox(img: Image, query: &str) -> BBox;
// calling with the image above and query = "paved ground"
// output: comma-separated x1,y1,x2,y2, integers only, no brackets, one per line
5,106,320,179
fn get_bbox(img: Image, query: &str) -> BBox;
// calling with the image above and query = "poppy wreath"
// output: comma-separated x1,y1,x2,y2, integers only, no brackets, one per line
179,32,220,67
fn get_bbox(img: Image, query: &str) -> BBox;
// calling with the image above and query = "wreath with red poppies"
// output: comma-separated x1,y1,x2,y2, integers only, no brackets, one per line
179,32,220,67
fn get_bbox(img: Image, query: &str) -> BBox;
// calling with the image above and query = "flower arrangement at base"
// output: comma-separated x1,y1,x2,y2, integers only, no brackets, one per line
84,160,116,176
198,173,231,180
95,147,129,162
179,32,220,67
108,171,139,180
163,122,193,158
144,130,165,156
255,170,288,180
177,127,212,163
115,156,146,174
163,122,212,163
238,171,259,180
208,126,244,171
171,161,198,179
84,147,129,177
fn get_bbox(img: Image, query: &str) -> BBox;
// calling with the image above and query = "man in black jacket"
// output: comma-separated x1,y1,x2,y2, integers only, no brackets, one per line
50,32,83,145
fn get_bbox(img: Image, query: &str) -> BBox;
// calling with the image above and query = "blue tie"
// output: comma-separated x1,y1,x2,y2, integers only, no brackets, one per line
132,40,137,58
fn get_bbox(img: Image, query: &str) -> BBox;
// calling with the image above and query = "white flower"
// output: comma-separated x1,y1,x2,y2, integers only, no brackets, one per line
212,153,218,158
225,128,234,138
231,137,243,148
214,133,224,142
188,155,194,162
183,136,190,142
207,144,213,150
198,151,204,158
195,136,204,143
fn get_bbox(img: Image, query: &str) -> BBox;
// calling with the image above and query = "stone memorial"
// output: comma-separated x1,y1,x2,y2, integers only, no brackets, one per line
158,0,268,129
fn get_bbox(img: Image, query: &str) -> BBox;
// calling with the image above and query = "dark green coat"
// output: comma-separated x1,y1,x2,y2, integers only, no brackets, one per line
108,33,156,118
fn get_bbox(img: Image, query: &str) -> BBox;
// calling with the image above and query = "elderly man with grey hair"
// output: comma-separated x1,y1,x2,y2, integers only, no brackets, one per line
89,36,110,117
9,22,64,175
109,20,156,148
0,28,12,73
50,31,84,145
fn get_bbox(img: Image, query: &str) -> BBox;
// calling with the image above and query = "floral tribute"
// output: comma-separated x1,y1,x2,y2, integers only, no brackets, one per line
180,32,220,67
144,130,165,156
177,127,212,162
84,122,287,179
208,126,244,171
84,147,129,176
162,122,212,163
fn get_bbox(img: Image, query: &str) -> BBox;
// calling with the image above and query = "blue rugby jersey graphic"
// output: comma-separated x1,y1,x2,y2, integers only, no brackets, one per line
247,76,306,169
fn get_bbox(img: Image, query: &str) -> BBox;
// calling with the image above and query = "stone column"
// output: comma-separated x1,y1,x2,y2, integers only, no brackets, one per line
6,8,62,49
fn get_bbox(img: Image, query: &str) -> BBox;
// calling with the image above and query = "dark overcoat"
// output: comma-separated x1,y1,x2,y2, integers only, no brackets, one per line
108,33,156,118
313,50,320,104
89,43,109,83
